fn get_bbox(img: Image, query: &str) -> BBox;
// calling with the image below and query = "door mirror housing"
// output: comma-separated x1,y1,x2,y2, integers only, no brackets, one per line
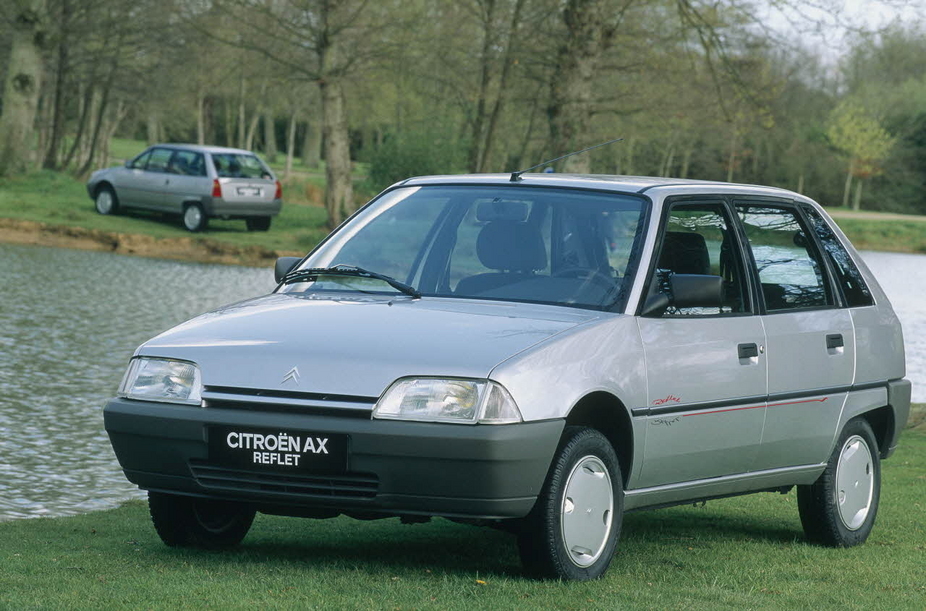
274,256,302,283
640,274,724,317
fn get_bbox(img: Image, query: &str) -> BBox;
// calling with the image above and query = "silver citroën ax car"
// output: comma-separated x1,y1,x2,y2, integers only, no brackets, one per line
104,172,910,580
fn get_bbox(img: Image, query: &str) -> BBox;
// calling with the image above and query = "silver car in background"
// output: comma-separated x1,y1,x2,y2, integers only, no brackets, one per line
87,144,283,232
104,174,910,580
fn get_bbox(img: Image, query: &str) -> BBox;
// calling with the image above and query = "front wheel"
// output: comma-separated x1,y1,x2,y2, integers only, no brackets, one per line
148,492,255,549
797,418,881,547
182,203,208,232
517,427,623,580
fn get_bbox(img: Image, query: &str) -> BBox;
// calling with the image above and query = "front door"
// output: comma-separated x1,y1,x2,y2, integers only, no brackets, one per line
636,200,767,488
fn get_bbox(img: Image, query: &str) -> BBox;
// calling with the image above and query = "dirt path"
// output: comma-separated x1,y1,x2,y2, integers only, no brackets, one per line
0,218,300,267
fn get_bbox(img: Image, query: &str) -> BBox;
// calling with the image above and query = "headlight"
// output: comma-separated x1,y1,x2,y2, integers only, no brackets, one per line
118,357,202,405
373,378,522,424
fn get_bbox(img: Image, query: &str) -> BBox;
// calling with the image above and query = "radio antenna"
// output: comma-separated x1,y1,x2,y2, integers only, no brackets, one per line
508,137,624,182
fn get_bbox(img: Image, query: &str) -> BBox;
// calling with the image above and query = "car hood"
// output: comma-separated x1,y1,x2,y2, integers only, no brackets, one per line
138,293,600,398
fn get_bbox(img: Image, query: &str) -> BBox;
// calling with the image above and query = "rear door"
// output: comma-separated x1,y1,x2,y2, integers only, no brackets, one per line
636,199,767,488
735,202,854,470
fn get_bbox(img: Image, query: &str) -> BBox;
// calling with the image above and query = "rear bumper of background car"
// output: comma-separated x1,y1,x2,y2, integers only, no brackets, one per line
104,398,564,519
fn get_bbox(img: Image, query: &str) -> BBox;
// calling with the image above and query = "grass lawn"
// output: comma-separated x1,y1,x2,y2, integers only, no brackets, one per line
1,424,923,610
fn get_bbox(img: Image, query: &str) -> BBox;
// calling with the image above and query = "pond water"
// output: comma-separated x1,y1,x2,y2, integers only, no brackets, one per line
0,243,923,521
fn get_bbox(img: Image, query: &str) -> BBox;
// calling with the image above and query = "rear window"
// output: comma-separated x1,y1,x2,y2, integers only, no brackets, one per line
211,153,272,179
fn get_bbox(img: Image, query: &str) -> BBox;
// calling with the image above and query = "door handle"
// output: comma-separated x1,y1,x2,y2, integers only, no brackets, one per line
737,343,759,359
826,334,844,350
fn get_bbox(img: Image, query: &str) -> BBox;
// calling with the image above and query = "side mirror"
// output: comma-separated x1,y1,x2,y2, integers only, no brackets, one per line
124,159,132,168
670,274,724,308
274,256,302,283
640,274,723,317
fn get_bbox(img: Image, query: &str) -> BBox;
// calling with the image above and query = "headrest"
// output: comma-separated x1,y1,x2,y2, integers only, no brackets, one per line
476,221,547,272
659,231,710,275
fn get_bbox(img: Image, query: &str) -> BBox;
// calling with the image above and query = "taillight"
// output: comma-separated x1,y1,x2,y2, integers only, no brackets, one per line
274,180,282,200
211,179,222,199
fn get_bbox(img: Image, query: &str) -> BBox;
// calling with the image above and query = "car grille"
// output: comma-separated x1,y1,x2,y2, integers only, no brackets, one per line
190,463,379,499
201,385,377,418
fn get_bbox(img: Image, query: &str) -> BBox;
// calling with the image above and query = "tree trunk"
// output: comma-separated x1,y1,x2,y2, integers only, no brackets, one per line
852,178,863,211
320,79,353,230
146,112,159,145
467,0,496,173
237,74,247,148
0,0,46,175
43,0,70,170
796,172,804,194
546,0,620,172
264,113,278,162
285,111,297,178
224,98,235,147
302,120,321,168
624,135,635,175
680,145,693,178
196,89,206,145
842,161,853,208
726,128,737,183
480,0,526,173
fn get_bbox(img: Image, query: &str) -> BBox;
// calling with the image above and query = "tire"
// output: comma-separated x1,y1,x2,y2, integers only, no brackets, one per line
246,216,272,232
797,418,881,547
148,492,255,549
94,185,119,215
517,426,623,580
182,203,208,232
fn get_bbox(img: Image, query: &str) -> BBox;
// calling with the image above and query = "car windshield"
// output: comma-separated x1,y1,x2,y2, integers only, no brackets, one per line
279,185,649,311
211,153,272,179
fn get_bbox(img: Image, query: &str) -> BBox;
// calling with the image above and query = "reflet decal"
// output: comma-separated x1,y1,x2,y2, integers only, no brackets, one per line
281,366,300,385
651,416,681,427
652,394,681,406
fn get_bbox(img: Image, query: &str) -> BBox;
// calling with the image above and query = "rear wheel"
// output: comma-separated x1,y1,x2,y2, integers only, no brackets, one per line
182,203,208,232
517,427,623,580
797,418,880,547
246,216,272,232
94,185,119,215
148,492,255,549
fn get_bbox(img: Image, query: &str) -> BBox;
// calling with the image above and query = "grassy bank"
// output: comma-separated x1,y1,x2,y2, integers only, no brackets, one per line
1,170,926,266
1,419,924,610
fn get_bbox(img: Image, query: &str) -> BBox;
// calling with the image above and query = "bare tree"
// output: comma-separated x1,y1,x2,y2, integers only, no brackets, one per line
0,0,47,175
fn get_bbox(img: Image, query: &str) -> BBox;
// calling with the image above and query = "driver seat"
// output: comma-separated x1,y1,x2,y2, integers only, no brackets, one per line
454,221,547,296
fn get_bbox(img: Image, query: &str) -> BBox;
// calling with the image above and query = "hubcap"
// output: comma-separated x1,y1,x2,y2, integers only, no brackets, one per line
96,191,113,214
835,435,874,531
184,206,202,230
560,455,614,567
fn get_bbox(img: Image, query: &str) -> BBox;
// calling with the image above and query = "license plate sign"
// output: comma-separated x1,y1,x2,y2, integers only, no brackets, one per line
209,427,347,473
237,186,262,197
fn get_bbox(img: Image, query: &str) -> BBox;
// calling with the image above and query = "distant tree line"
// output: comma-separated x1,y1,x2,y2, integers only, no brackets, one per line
2,0,925,228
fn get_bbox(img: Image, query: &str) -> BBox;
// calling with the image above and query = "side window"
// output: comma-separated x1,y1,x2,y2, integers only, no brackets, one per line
146,148,173,173
168,151,207,176
737,205,832,311
803,207,874,307
652,203,750,316
129,150,151,169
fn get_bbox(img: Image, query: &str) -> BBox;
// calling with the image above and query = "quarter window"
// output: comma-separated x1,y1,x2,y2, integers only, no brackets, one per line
803,207,874,307
737,205,832,311
168,151,207,176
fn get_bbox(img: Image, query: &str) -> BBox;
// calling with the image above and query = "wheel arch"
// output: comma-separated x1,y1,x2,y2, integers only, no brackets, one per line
564,391,633,487
93,180,115,197
857,405,894,459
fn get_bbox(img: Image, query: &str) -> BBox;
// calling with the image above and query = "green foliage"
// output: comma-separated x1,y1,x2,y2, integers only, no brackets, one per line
366,129,468,192
827,103,896,179
1,429,924,609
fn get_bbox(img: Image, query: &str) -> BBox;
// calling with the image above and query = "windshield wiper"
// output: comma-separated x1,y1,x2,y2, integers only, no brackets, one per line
281,264,421,299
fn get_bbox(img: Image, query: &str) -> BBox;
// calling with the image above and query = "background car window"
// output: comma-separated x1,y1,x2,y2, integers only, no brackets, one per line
212,153,271,179
128,150,152,169
168,151,207,176
803,207,874,307
145,148,173,173
738,205,832,311
652,204,749,316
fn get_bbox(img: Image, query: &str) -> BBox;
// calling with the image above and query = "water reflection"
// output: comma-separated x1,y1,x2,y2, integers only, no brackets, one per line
0,244,273,521
0,243,922,521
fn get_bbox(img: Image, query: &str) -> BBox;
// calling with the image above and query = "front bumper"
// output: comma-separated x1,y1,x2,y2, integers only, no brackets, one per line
104,398,564,519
